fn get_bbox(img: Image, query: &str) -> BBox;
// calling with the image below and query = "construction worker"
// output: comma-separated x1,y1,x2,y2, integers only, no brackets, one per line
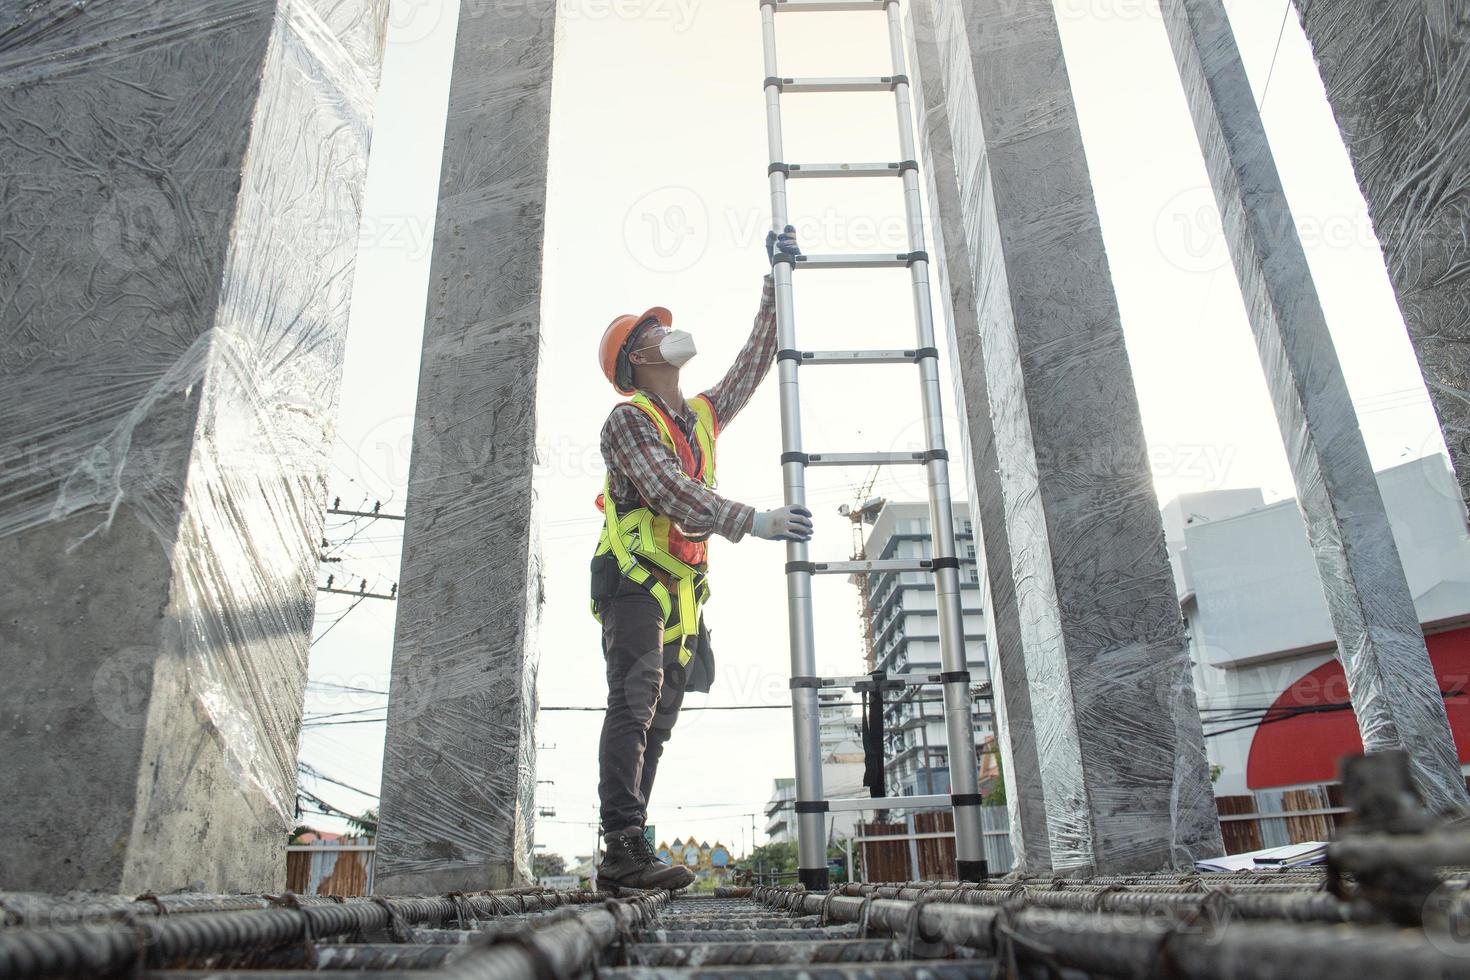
590,227,813,892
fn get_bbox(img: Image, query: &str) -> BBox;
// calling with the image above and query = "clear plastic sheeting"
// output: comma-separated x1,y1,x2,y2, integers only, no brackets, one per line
372,0,555,893
1294,0,1470,515
1159,0,1468,815
904,3,1053,874
0,0,389,889
906,0,1223,873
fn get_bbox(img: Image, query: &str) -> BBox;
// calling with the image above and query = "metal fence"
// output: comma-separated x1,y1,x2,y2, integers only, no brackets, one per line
855,807,1014,881
285,842,376,896
852,785,1362,880
282,787,1353,893
1216,784,1348,853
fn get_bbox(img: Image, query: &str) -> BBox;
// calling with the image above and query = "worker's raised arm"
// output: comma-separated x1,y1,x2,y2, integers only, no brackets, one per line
602,406,755,542
700,274,778,428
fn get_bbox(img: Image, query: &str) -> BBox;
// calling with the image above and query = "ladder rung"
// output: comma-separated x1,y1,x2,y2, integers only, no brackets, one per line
764,0,889,11
855,672,949,689
799,451,929,467
795,349,928,365
825,794,952,813
781,162,906,179
807,672,947,689
795,559,934,574
773,76,898,94
791,253,913,270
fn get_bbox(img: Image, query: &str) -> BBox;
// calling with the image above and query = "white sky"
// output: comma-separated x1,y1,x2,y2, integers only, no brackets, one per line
298,0,1445,866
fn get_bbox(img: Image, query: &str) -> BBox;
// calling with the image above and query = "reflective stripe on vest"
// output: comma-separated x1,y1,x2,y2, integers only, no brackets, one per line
626,392,718,565
591,393,719,667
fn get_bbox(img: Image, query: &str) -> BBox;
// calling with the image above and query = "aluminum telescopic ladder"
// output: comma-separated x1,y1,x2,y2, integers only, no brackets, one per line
760,0,987,889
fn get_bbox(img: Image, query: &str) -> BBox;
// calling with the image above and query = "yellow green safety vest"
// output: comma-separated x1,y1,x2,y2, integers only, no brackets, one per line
592,392,719,667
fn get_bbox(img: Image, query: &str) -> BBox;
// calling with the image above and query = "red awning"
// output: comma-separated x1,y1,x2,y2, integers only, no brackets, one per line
1246,626,1470,789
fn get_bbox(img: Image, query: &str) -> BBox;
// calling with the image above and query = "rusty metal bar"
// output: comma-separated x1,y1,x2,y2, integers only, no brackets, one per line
625,939,899,966
755,886,1466,978
152,942,459,971
639,927,860,943
829,880,1374,924
436,893,667,980
0,890,624,978
598,964,995,979
1330,832,1470,874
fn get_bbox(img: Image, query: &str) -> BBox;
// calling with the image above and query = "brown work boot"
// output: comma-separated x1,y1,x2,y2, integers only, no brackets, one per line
597,827,696,893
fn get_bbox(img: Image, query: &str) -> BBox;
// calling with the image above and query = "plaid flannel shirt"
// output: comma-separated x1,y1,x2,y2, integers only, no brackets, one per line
600,274,777,543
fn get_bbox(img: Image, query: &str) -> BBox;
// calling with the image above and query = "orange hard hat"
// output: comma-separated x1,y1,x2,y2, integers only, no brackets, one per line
600,306,672,394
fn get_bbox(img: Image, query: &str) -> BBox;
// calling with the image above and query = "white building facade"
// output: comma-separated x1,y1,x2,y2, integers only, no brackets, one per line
818,691,861,756
763,777,795,843
1163,455,1470,831
859,501,991,799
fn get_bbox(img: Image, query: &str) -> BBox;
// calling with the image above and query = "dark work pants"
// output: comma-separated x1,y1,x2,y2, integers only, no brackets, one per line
597,578,694,833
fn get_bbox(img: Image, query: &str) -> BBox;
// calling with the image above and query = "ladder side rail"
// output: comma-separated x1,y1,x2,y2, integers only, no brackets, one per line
760,1,830,892
884,0,988,881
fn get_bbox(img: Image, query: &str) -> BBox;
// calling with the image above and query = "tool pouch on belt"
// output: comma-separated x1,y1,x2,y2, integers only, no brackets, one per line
590,552,623,611
685,620,716,694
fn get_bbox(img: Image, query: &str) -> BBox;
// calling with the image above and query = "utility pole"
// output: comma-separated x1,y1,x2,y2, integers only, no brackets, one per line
326,497,405,521
317,581,397,601
316,493,402,607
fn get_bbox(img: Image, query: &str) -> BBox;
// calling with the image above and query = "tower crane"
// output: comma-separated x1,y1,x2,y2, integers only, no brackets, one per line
838,466,884,672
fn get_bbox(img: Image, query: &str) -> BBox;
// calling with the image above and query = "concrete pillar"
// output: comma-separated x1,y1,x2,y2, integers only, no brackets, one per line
1294,0,1470,517
907,0,1223,873
905,2,1052,873
0,1,389,892
373,1,556,893
1160,0,1468,813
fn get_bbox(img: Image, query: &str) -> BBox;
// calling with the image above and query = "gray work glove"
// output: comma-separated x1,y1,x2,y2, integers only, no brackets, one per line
765,224,801,265
752,505,814,542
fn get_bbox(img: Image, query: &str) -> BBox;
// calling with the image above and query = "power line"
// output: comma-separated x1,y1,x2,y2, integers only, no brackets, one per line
1257,0,1293,112
317,583,398,601
322,517,374,560
539,696,977,713
296,786,375,828
1200,688,1467,739
303,705,392,723
308,680,389,697
298,762,380,801
329,504,405,522
1202,705,1344,740
537,704,793,712
311,593,370,647
300,700,823,729
324,556,393,588
302,716,387,728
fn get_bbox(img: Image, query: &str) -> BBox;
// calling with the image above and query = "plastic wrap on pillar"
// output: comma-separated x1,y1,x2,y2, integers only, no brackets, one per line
373,0,555,893
1294,0,1470,513
907,0,1222,873
905,0,1051,873
1159,0,1467,814
0,0,389,891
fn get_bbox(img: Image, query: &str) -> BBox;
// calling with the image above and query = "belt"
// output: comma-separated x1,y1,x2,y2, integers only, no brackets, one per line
646,564,677,591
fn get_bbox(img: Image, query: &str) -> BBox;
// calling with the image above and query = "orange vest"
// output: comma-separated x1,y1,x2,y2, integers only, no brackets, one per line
591,392,720,667
596,392,719,567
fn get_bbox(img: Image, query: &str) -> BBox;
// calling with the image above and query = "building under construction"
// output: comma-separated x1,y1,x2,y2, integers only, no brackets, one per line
3,0,1470,975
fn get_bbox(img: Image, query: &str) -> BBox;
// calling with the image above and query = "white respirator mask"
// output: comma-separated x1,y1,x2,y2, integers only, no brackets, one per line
635,329,697,368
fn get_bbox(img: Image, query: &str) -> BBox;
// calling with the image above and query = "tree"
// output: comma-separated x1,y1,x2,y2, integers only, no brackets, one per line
983,743,1006,807
742,840,853,884
348,807,378,836
827,842,852,884
746,840,797,878
534,852,567,878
